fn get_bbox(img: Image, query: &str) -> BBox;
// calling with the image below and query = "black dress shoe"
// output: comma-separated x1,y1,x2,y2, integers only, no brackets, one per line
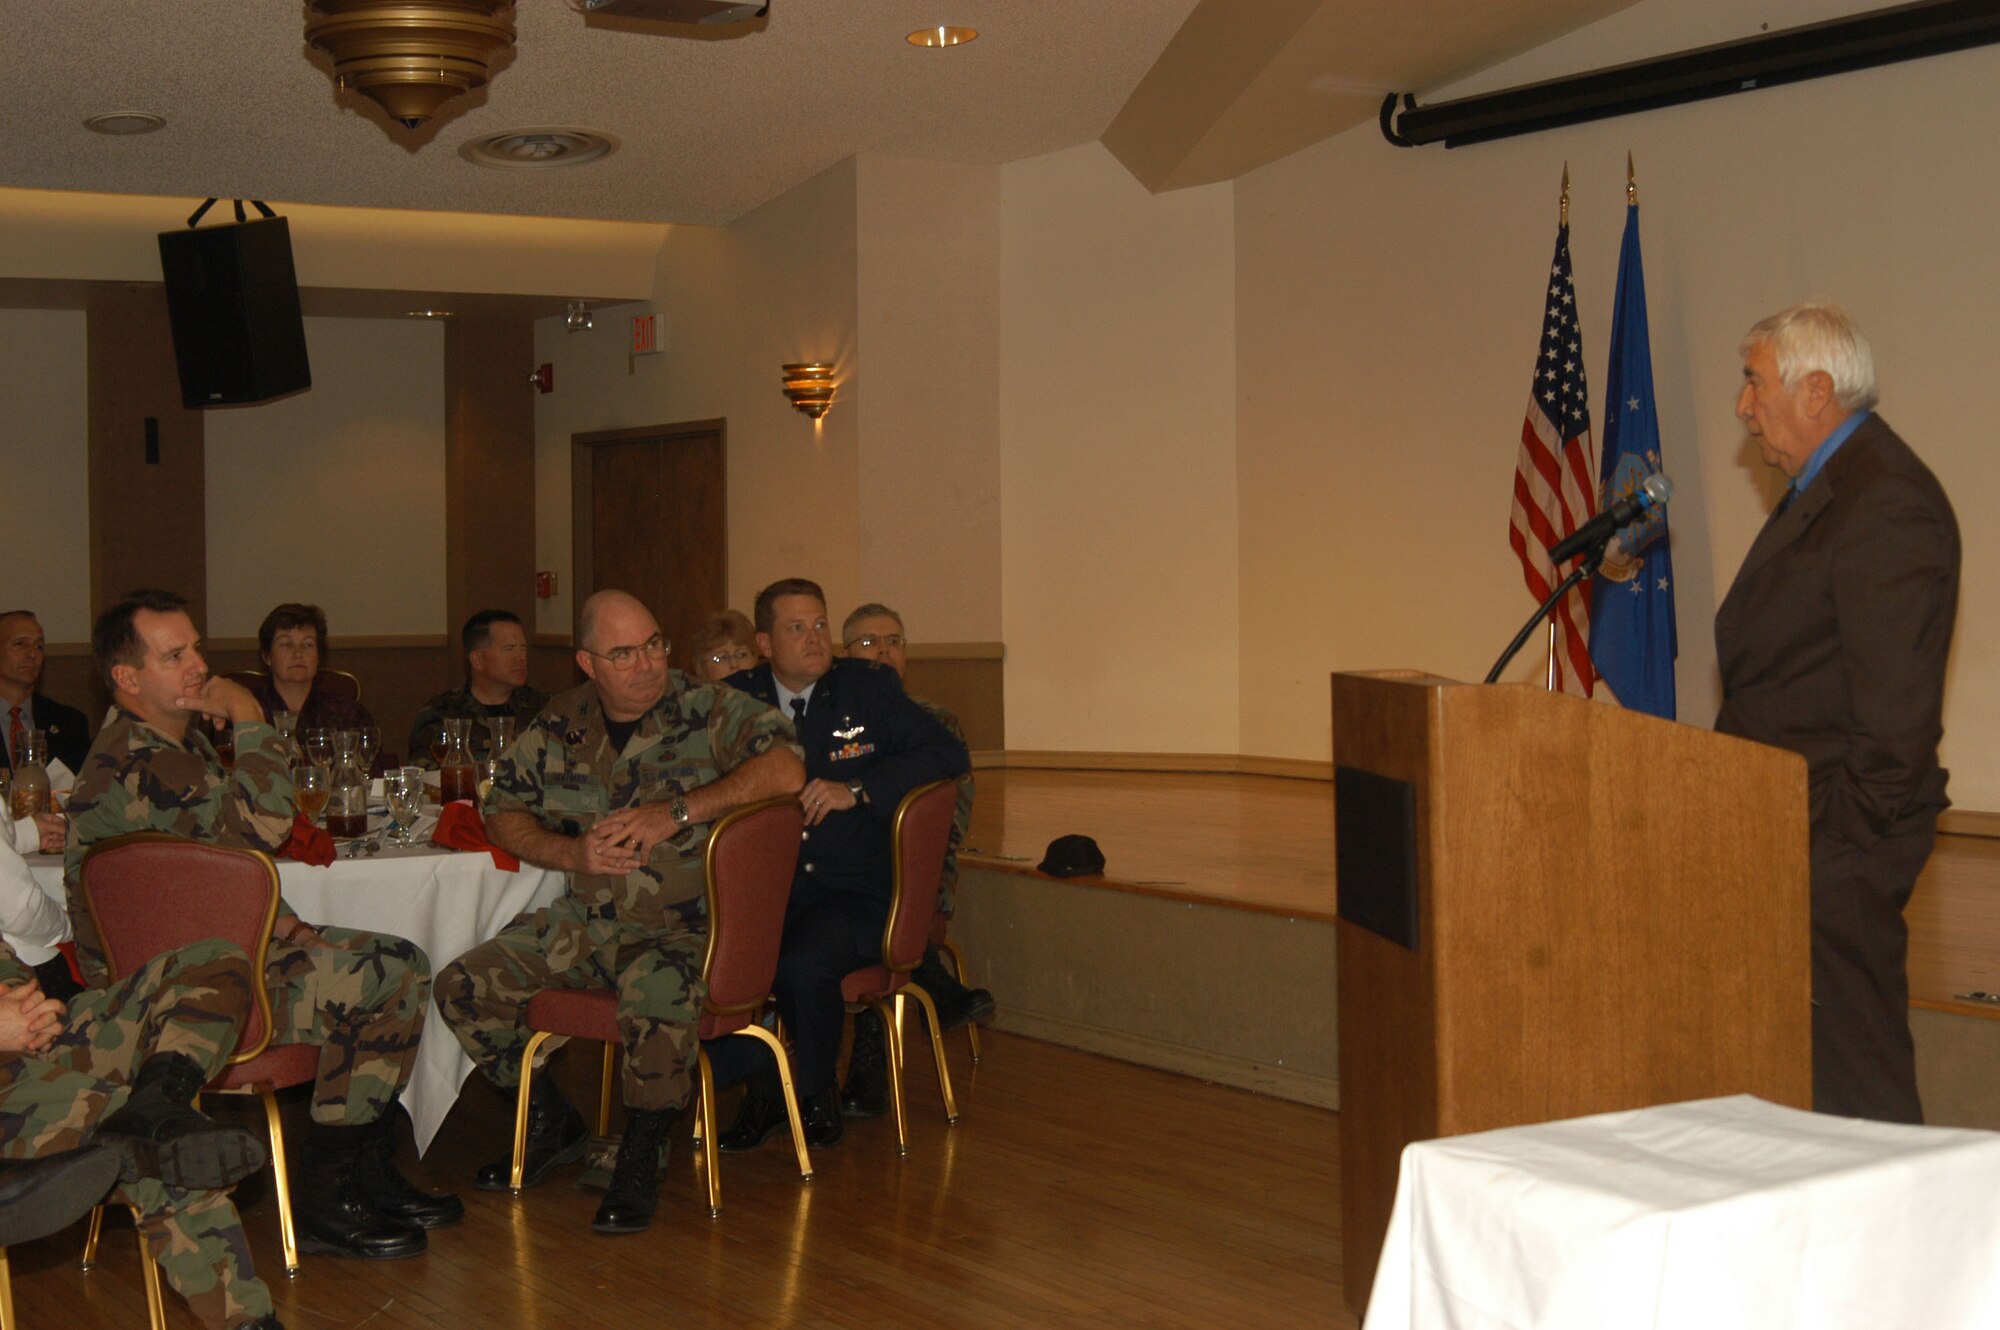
717,1091,787,1153
840,1011,890,1120
475,1081,588,1191
0,1148,121,1248
801,1087,844,1149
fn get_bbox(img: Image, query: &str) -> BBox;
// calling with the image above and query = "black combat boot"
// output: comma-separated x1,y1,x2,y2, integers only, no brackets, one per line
800,1085,844,1148
913,949,996,1032
590,1106,677,1235
354,1101,464,1228
717,1065,787,1153
0,1148,121,1247
475,1077,587,1191
93,1052,267,1189
294,1120,427,1260
840,1009,890,1120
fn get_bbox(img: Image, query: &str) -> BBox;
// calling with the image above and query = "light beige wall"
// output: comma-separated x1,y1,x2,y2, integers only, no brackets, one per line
998,142,1238,753
1234,0,2000,808
531,158,862,636
205,317,446,637
0,309,89,639
0,187,662,298
854,155,1002,641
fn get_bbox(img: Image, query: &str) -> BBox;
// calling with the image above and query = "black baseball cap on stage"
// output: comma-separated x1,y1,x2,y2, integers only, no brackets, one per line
1038,834,1105,878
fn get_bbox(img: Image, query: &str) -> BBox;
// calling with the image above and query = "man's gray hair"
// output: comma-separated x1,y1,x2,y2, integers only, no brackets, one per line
1740,301,1878,413
842,602,902,644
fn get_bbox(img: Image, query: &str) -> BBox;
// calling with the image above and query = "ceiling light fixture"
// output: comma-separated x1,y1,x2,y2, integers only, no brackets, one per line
781,362,836,420
405,309,455,319
907,25,976,48
305,1,517,132
565,301,594,332
83,111,167,136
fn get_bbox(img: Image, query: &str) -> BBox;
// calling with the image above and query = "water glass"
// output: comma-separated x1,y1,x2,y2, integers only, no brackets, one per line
306,727,335,768
293,763,330,824
385,766,424,847
354,726,381,776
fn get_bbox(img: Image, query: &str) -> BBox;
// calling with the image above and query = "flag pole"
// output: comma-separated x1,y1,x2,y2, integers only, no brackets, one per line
1543,163,1571,692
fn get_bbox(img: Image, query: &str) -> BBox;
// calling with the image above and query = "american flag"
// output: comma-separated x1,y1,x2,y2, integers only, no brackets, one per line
1507,222,1599,696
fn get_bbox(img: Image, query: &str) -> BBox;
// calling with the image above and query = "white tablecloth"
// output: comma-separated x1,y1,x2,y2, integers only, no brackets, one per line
30,844,566,1153
1364,1095,2000,1330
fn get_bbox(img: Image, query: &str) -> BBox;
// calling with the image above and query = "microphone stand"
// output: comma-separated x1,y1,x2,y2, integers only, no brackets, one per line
1485,536,1608,684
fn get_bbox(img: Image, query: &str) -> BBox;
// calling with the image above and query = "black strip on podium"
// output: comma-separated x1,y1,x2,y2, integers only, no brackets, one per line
1335,765,1419,950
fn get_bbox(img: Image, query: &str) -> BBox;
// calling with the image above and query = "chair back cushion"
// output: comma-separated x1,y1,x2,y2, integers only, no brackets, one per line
316,669,362,703
700,798,804,1017
82,833,282,1061
881,780,956,972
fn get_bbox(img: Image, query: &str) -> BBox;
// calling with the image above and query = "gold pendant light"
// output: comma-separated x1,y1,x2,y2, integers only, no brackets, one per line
306,1,516,131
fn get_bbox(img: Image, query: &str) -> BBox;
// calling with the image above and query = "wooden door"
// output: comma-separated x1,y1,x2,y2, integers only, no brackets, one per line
571,420,726,665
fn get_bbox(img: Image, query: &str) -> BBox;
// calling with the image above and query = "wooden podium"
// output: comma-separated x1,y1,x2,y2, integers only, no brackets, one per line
1332,672,1811,1315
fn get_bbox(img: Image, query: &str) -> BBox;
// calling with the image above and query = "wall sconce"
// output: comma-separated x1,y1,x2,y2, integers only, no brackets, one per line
564,300,593,332
781,362,836,419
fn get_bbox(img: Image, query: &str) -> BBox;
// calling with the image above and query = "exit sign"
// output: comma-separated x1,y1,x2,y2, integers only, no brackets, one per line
632,314,664,355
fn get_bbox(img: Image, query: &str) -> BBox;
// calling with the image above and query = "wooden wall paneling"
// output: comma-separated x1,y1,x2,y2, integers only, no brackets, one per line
87,287,205,623
444,316,537,696
902,652,1003,751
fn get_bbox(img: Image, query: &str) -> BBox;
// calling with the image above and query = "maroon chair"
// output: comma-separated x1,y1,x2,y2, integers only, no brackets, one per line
841,779,961,1155
82,833,319,1275
223,667,362,704
506,797,812,1216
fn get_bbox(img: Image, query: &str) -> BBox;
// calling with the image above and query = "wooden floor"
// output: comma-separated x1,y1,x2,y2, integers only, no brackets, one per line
3,1032,1349,1330
964,767,2000,1013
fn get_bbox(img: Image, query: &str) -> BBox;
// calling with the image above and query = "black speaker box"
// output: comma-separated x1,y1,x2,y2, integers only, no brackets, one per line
157,216,312,408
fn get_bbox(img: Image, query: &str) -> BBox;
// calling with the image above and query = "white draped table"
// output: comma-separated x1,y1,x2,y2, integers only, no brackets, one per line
30,844,566,1153
1362,1094,2000,1330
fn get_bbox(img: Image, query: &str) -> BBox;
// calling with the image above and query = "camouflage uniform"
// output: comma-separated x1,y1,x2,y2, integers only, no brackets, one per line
435,672,796,1112
65,709,431,1126
407,683,548,768
0,935,274,1328
910,696,974,918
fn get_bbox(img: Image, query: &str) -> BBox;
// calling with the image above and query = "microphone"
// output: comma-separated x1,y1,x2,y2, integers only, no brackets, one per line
1548,472,1673,566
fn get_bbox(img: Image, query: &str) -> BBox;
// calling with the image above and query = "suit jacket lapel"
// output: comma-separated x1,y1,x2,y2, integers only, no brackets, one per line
1734,479,1832,583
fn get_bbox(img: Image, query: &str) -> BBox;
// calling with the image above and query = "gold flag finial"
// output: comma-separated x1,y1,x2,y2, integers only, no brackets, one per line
1560,162,1570,227
1627,151,1637,206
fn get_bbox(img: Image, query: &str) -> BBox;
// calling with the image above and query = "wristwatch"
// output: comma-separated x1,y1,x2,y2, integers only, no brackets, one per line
668,795,692,827
845,778,866,804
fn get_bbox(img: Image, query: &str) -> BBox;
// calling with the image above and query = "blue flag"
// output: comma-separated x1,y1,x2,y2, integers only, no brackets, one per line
1588,202,1678,718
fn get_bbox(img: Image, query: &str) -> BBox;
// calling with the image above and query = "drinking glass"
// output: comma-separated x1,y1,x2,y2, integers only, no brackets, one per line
476,756,501,805
272,710,299,760
305,727,334,768
385,767,424,847
354,726,381,776
293,763,330,825
488,716,516,760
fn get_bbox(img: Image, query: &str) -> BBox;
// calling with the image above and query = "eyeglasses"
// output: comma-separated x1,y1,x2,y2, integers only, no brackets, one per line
846,633,906,651
702,645,758,668
585,633,668,670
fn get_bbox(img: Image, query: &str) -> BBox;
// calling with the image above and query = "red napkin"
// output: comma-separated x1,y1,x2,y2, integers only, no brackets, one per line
432,800,520,871
279,814,336,866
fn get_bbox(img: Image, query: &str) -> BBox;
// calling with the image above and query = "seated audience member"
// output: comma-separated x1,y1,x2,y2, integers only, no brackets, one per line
66,589,455,1262
434,590,803,1236
839,602,994,1119
3,813,79,1001
688,609,759,682
1,925,285,1329
244,603,373,732
718,578,967,1152
0,609,93,775
408,609,547,764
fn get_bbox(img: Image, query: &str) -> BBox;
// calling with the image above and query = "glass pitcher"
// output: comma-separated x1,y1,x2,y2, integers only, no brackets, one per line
10,728,50,818
438,717,477,804
326,731,370,839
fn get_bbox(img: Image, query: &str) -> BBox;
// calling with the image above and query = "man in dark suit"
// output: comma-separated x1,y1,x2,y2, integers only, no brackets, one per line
716,577,968,1149
1715,302,1959,1124
0,610,93,776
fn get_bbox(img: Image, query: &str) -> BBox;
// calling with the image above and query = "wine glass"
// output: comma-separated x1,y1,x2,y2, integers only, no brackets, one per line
488,715,516,760
476,756,501,805
385,767,424,847
293,763,330,825
305,727,334,769
354,725,381,776
272,710,298,753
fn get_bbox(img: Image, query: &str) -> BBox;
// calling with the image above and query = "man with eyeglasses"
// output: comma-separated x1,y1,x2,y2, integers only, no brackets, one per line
836,602,994,1120
434,589,804,1235
715,578,968,1153
408,609,547,765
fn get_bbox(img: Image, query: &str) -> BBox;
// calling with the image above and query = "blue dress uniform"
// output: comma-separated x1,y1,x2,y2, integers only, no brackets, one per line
726,658,968,1094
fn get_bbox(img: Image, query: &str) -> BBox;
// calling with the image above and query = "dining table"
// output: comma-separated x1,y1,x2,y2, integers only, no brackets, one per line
28,827,567,1154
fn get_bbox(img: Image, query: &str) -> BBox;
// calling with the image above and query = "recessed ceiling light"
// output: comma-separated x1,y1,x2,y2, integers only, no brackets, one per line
83,111,167,136
459,128,619,170
907,25,976,48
